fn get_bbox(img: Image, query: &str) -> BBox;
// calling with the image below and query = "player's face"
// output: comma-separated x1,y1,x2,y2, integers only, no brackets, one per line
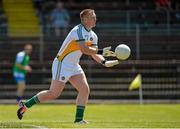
89,13,96,28
85,13,96,28
25,46,32,55
91,13,96,27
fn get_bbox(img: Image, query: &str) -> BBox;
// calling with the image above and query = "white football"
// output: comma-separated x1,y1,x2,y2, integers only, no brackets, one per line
115,44,131,60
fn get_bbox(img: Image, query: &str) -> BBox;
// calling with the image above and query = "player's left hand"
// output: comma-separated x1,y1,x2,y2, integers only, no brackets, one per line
24,65,32,73
103,60,119,67
103,46,116,57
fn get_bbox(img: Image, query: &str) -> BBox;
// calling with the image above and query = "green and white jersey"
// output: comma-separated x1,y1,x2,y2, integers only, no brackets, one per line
13,51,30,75
57,24,98,64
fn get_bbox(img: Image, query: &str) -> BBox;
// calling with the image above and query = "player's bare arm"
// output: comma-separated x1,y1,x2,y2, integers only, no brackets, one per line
78,41,117,57
15,63,32,72
78,40,97,55
78,41,120,67
91,54,119,67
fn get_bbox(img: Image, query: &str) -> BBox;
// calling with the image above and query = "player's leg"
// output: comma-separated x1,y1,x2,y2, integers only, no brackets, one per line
24,58,65,107
17,58,65,120
69,73,90,123
25,80,65,108
16,81,25,104
14,73,26,104
17,80,65,120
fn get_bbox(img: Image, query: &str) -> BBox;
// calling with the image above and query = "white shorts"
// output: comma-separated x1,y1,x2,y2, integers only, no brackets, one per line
52,58,84,83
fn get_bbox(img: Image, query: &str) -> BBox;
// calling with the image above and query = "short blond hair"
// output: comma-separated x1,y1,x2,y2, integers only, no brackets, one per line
80,9,95,21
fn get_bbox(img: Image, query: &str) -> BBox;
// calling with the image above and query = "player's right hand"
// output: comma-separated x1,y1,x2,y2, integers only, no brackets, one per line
24,65,32,72
103,60,119,67
103,46,116,57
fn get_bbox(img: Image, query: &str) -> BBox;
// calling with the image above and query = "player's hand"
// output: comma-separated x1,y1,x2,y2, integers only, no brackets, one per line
103,46,116,57
103,60,119,67
24,65,32,72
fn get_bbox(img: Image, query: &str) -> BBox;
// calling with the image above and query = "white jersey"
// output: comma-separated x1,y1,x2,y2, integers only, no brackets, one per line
57,24,98,64
15,51,26,64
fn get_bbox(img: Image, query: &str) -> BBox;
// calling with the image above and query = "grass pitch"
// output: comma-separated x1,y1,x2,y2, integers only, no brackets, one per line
0,104,180,128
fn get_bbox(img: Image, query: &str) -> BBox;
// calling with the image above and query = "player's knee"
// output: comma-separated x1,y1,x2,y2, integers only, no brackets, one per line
49,90,60,99
80,85,90,96
86,86,90,95
18,82,25,89
52,92,60,99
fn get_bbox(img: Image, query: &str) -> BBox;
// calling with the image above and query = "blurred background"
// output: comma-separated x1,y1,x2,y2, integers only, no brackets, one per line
0,0,180,104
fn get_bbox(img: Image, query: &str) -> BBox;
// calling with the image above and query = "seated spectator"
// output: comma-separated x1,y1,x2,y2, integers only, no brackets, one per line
50,1,70,37
174,1,180,22
32,0,43,12
155,0,172,11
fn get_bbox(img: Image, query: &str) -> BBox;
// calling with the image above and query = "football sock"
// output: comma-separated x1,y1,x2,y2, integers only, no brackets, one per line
24,95,40,108
75,105,85,122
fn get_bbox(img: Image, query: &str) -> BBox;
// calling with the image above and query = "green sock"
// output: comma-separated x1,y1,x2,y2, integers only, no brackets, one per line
75,105,85,122
24,95,40,108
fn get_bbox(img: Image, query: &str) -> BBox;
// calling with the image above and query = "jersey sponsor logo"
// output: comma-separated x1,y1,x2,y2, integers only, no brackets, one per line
90,37,93,41
61,76,65,80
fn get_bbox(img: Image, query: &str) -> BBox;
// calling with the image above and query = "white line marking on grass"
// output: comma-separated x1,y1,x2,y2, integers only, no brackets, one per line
32,128,180,129
24,124,49,129
5,127,126,129
33,127,180,129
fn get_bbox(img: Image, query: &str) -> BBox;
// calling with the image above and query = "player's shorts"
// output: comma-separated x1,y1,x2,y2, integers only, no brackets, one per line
52,58,84,83
13,72,25,83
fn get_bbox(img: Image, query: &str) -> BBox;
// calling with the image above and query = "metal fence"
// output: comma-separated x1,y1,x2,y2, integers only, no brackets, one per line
1,10,180,37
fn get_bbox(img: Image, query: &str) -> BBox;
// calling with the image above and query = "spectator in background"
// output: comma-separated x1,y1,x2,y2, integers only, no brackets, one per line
138,5,148,31
173,1,180,22
50,2,70,37
41,1,56,35
32,0,43,13
155,0,172,11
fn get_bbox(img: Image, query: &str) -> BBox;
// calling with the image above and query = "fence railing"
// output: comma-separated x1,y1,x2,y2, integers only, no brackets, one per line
0,10,180,37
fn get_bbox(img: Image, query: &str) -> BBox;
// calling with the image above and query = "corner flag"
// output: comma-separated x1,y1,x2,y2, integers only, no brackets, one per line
129,74,142,91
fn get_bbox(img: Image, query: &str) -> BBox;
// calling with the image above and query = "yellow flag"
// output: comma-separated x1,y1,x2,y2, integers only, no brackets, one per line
129,74,142,91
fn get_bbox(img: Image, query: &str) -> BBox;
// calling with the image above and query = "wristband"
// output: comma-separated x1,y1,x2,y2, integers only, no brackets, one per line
101,59,106,65
97,49,103,54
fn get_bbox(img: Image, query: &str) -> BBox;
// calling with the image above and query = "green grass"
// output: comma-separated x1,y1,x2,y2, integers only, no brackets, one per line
0,104,180,128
